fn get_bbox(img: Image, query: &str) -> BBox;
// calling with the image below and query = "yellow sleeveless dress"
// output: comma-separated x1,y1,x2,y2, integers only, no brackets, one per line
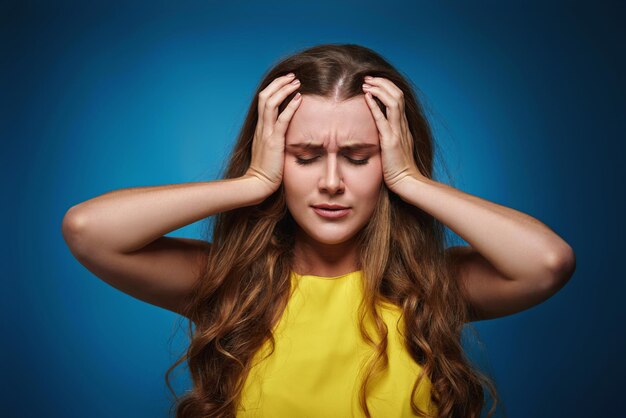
236,270,437,417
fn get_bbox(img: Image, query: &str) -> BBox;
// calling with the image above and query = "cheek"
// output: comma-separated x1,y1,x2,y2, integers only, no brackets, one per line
348,161,383,192
283,162,310,198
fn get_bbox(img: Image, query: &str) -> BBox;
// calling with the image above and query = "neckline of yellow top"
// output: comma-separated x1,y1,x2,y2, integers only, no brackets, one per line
292,270,363,280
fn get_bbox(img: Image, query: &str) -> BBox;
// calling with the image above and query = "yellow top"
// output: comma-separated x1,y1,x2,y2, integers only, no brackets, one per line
236,270,437,417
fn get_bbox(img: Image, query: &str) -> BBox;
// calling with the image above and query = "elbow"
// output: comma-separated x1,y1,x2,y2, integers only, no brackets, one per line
61,205,90,247
544,243,576,289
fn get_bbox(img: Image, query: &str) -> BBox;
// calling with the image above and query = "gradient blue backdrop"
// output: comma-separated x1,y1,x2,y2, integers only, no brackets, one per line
3,1,624,417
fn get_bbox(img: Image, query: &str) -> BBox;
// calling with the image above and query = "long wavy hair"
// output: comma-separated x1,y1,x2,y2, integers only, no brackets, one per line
165,43,502,418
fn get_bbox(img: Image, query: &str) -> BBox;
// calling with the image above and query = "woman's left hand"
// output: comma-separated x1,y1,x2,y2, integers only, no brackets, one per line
362,76,427,193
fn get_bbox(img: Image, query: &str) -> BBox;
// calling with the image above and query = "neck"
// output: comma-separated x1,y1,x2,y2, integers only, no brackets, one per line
292,228,360,277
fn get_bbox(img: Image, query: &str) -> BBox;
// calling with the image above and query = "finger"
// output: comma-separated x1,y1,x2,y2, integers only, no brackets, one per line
364,76,405,103
363,92,394,140
257,73,295,116
256,73,296,137
274,92,303,136
362,80,403,135
401,111,411,143
263,78,301,138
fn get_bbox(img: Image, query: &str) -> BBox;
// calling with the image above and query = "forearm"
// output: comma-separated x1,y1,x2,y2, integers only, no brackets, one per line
62,175,267,254
393,176,575,281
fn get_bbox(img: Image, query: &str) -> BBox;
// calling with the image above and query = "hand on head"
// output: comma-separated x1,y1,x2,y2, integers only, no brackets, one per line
244,73,302,197
362,76,425,193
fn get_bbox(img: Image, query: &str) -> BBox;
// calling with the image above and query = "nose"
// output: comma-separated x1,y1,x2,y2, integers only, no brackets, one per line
318,154,345,195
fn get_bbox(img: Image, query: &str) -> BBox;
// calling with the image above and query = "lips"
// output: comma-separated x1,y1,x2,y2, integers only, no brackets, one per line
311,205,352,219
312,204,350,210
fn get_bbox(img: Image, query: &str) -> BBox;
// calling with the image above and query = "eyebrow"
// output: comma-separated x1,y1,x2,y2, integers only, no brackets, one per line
286,142,379,151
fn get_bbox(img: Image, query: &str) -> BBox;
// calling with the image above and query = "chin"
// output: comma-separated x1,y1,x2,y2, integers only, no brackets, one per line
304,228,359,246
312,236,353,245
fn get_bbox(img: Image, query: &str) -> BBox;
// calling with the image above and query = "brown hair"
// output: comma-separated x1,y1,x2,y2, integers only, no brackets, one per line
165,43,501,418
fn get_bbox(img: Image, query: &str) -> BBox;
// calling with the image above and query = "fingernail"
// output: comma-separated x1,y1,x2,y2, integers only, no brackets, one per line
291,78,300,84
286,73,295,78
364,76,373,80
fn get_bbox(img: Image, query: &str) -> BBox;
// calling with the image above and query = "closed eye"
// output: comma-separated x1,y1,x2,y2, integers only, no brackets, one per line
295,156,370,166
346,157,369,165
295,157,317,165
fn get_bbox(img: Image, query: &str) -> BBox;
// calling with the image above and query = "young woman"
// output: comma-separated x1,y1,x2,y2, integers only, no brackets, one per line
62,44,576,418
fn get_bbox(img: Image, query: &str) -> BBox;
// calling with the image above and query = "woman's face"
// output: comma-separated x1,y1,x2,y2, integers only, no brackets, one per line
283,94,383,246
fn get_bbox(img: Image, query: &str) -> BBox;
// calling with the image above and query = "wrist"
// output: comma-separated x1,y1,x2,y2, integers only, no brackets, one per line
390,173,432,201
387,173,429,196
241,174,279,204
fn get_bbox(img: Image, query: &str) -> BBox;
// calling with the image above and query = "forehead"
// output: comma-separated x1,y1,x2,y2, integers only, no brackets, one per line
285,95,378,148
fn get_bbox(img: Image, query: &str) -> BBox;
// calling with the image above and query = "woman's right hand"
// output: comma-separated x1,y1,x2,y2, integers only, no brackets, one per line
244,73,302,197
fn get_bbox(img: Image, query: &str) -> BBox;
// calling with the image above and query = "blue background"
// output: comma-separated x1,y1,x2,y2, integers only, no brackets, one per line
3,1,624,417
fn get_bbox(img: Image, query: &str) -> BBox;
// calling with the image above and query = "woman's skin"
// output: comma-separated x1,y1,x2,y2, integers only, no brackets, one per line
360,76,576,320
61,74,302,317
283,94,383,278
249,73,575,320
62,72,575,321
362,76,577,278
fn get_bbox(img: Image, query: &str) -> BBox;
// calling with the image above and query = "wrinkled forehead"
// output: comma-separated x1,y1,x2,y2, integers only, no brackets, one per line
285,95,379,148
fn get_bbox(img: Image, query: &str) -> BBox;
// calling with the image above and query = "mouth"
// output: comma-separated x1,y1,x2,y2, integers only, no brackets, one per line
311,205,352,219
312,204,350,210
